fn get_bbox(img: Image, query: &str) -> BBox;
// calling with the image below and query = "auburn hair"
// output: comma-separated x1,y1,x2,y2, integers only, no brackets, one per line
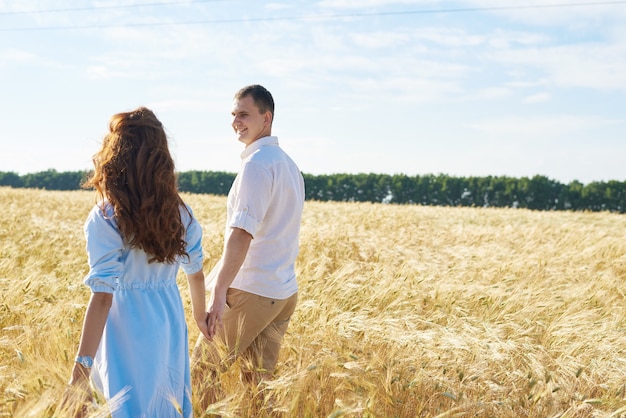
83,107,189,263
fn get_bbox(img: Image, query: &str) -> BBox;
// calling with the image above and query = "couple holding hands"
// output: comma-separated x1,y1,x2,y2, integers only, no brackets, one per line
63,84,304,417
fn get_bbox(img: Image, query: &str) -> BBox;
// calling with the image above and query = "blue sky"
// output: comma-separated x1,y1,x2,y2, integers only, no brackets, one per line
1,0,625,184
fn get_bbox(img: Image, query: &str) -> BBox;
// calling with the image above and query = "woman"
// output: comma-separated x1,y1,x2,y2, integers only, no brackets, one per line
65,107,208,417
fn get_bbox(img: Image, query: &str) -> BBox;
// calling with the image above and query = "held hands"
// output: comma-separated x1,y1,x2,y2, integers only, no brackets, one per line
203,227,250,340
206,288,227,340
194,311,210,340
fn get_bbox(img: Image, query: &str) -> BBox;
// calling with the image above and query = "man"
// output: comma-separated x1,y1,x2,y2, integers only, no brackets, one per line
193,84,305,405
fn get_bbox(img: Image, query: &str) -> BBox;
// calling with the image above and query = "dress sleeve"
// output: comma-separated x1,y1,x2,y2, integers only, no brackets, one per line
181,205,204,275
83,204,124,293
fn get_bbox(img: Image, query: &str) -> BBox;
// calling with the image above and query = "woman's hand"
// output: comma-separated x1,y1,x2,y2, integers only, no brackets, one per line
194,310,210,340
187,269,209,339
60,364,93,417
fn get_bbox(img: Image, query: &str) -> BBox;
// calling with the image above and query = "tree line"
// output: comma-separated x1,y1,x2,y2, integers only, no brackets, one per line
1,169,624,213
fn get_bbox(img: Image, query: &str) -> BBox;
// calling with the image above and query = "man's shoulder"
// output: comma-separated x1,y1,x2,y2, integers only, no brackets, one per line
246,142,285,163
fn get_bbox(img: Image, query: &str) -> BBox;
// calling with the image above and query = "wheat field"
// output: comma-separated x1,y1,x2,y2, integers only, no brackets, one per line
1,187,625,417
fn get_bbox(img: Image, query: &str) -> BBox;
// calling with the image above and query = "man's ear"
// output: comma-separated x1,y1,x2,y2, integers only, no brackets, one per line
264,111,273,126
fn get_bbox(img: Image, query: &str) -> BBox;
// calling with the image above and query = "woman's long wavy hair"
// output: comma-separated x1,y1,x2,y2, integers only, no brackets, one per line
83,107,189,264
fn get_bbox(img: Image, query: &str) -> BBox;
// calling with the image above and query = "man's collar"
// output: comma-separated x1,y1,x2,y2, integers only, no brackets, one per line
241,136,278,159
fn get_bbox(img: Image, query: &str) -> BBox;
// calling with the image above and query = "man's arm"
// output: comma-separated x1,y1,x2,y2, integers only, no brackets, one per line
206,227,252,339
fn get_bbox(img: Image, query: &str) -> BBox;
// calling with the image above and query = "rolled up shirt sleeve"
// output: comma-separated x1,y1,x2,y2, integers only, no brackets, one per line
83,204,123,293
228,161,272,238
181,205,204,274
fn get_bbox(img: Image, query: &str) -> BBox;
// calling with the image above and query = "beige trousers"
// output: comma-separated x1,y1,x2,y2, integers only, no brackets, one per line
194,288,298,375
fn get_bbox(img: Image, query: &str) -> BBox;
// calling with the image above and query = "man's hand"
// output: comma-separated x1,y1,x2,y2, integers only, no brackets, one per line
206,288,227,340
205,227,252,339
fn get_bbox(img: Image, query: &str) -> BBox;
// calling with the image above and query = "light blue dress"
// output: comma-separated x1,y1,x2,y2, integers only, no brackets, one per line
83,202,203,418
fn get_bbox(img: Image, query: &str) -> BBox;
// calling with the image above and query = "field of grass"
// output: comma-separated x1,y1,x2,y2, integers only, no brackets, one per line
1,186,625,417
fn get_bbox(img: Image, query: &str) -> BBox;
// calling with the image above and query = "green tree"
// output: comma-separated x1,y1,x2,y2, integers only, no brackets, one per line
0,171,24,188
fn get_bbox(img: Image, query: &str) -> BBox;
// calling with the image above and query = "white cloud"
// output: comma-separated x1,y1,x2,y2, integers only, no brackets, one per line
0,48,37,63
489,42,626,91
349,31,412,49
85,65,129,80
317,0,438,8
505,79,548,89
147,98,213,112
523,92,550,104
0,47,68,71
458,0,626,26
469,115,620,140
346,75,462,104
412,27,485,48
470,87,513,101
485,29,548,49
265,2,294,11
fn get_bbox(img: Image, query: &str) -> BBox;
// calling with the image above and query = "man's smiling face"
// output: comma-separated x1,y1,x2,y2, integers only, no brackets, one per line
231,95,272,147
